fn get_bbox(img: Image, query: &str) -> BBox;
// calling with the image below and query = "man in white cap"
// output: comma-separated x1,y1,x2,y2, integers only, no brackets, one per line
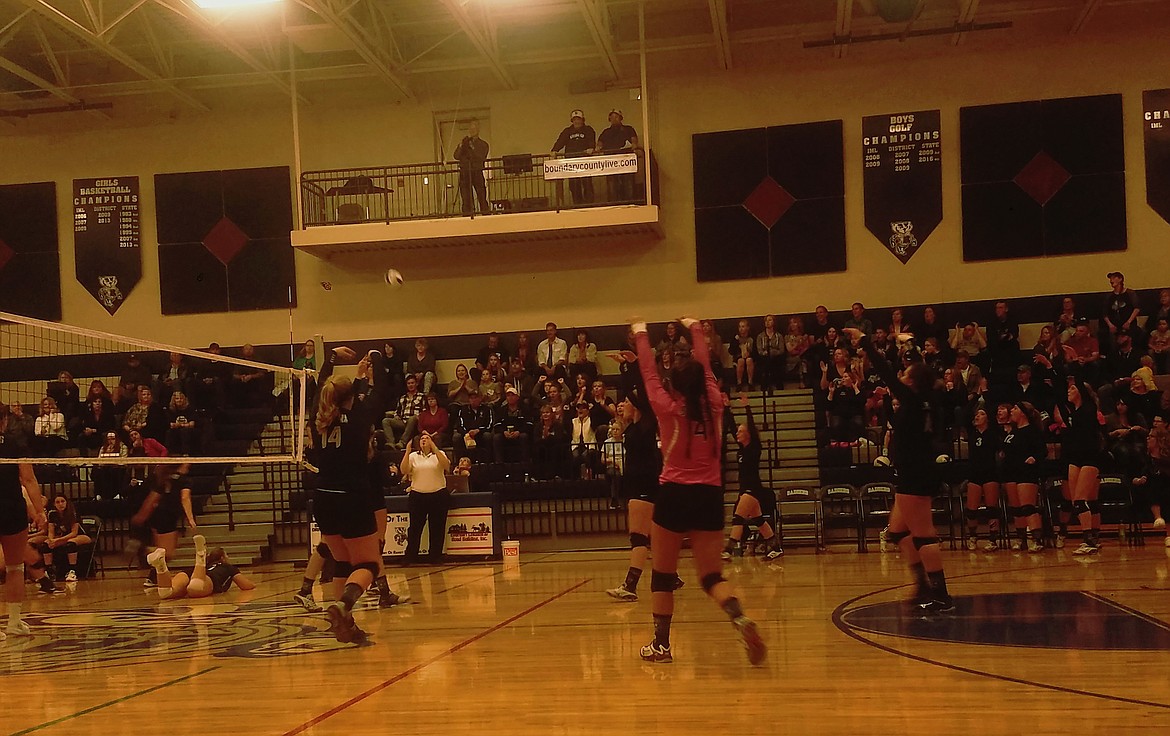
598,108,640,203
550,109,597,205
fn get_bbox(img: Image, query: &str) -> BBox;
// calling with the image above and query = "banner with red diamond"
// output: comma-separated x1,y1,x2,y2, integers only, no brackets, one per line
862,109,942,264
960,94,1126,262
0,181,61,321
1144,89,1170,226
73,176,141,316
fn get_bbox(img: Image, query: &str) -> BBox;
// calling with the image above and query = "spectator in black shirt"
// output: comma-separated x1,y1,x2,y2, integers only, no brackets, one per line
453,390,494,463
597,108,639,203
809,305,834,341
454,119,490,216
474,332,509,383
1102,271,1141,353
491,386,532,463
551,109,596,205
986,301,1020,385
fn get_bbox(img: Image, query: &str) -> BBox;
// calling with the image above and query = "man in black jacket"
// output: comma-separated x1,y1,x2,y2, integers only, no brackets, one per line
454,390,494,462
550,109,596,205
492,387,532,463
454,119,490,216
597,108,639,203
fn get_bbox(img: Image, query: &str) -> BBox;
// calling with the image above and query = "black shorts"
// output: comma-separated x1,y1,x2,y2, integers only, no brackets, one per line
149,509,180,535
619,475,658,504
966,471,999,487
0,491,26,537
367,487,387,516
653,483,724,533
1002,469,1041,485
314,488,377,539
893,468,940,497
738,487,777,519
1065,451,1105,470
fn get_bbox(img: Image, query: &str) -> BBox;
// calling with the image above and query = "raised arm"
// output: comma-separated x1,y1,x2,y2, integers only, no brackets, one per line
634,324,672,417
846,329,912,403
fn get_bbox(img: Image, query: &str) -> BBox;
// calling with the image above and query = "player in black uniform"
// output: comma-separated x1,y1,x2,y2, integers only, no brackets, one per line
0,418,47,639
310,346,391,643
149,534,255,598
1001,402,1047,552
131,464,196,588
606,396,663,601
1055,379,1105,555
845,327,952,612
722,396,782,561
964,408,1003,552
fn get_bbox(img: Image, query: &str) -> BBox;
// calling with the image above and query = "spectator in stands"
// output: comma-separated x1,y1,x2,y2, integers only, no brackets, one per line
1102,271,1141,353
950,322,986,362
383,374,424,449
1146,289,1170,336
1105,395,1148,477
447,364,477,406
656,321,689,357
1133,413,1170,547
193,343,228,411
514,332,538,376
1104,331,1143,395
756,314,784,392
533,404,570,479
480,352,507,387
492,386,531,463
784,316,813,388
380,342,406,404
819,348,856,392
453,389,493,463
953,351,983,402
407,338,437,396
986,301,1020,384
598,108,639,202
541,381,571,428
5,402,34,452
165,392,199,456
123,386,165,443
570,372,591,406
39,495,91,583
84,379,112,408
504,358,535,410
589,380,617,439
537,322,569,383
1130,355,1159,418
869,327,899,366
1056,296,1080,343
550,109,596,205
232,344,272,408
730,318,757,391
568,329,599,382
919,306,950,351
127,428,167,459
414,393,450,448
156,351,191,404
92,432,127,500
78,397,116,455
454,456,472,476
474,332,509,382
888,307,912,338
810,305,834,341
844,302,873,336
701,319,733,388
480,380,503,409
1008,365,1052,418
120,354,153,397
48,370,80,423
1149,317,1170,374
294,340,317,372
1066,321,1103,386
454,118,490,216
570,401,601,478
825,370,864,445
921,337,945,374
33,397,68,456
1032,324,1066,385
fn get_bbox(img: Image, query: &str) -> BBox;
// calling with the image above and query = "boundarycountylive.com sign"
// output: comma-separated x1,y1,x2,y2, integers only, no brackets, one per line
542,153,639,180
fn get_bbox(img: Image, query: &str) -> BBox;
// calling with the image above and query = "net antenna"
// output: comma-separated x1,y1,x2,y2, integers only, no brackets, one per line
0,310,309,468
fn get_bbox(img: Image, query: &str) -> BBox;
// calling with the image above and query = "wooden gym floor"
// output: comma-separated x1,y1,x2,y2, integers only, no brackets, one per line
4,543,1170,735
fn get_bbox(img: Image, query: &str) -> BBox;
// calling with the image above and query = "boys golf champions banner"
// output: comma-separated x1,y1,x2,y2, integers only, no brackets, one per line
862,109,942,264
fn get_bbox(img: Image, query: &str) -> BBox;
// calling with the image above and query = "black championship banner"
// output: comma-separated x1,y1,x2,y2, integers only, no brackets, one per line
1145,89,1170,226
862,109,942,264
74,176,140,315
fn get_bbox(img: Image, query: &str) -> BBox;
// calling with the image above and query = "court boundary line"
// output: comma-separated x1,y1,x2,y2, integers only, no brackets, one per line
281,577,591,736
832,583,1170,710
1081,590,1170,633
9,666,220,735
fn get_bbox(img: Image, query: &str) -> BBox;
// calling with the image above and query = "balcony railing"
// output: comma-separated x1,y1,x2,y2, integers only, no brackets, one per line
300,150,655,227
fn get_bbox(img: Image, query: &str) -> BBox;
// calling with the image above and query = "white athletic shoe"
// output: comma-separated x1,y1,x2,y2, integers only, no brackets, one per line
6,620,32,637
606,585,638,602
1009,540,1023,551
981,540,999,552
65,570,78,583
1072,543,1099,556
764,546,784,561
193,534,207,568
732,615,767,666
1027,539,1043,553
146,548,167,569
293,593,322,612
965,538,977,551
1054,534,1066,549
1154,518,1166,530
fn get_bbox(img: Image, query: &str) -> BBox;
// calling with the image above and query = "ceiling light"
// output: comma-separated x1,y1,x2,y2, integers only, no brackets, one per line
194,0,281,9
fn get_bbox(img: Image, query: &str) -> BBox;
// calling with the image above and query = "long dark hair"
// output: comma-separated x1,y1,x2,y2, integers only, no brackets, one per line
904,362,936,395
54,495,78,529
670,360,716,455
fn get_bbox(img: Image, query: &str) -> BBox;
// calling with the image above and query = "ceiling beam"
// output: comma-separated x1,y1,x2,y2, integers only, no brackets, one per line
0,9,32,50
951,0,980,45
576,0,620,80
14,0,208,110
153,0,304,101
101,0,151,40
1070,0,1104,33
0,52,82,104
298,0,413,99
834,0,853,58
29,17,67,86
708,0,731,69
899,0,928,40
436,0,515,88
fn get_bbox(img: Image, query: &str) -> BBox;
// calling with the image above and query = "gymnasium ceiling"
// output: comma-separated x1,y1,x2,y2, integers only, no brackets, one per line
0,0,1168,117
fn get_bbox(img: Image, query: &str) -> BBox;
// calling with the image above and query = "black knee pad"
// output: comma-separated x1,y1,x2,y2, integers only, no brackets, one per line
1073,500,1090,515
912,536,940,550
963,508,979,522
629,532,650,550
1059,500,1074,514
650,570,677,593
29,559,44,571
352,561,379,576
37,542,50,554
887,529,910,544
748,516,765,528
700,572,726,593
315,541,334,561
1019,504,1037,517
333,561,353,578
1008,506,1024,519
731,514,747,527
64,541,78,553
1088,500,1102,514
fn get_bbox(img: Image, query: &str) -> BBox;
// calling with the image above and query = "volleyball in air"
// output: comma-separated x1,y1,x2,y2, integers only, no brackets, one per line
384,269,404,287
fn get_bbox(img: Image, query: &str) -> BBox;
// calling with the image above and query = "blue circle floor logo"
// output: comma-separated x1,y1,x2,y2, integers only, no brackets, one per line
0,602,351,674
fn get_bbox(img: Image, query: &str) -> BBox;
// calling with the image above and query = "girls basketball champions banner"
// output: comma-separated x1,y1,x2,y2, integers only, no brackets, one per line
73,176,141,315
1144,89,1170,226
861,110,942,264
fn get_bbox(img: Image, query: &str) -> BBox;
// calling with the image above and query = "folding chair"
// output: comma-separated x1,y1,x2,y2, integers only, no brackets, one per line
819,484,862,552
860,482,897,552
78,515,104,579
776,486,821,550
1097,474,1137,545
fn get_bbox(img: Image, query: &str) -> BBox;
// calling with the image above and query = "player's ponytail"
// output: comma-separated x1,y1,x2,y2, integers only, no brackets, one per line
316,376,353,436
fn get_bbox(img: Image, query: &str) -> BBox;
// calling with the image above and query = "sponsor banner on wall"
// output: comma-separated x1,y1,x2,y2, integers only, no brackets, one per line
862,110,942,264
73,176,140,315
1144,89,1170,226
543,153,638,180
382,507,494,557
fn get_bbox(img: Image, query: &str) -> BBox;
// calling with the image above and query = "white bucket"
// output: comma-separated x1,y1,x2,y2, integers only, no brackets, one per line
502,540,520,561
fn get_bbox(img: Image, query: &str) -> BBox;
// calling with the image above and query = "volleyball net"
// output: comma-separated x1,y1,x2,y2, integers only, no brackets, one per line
0,310,309,467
